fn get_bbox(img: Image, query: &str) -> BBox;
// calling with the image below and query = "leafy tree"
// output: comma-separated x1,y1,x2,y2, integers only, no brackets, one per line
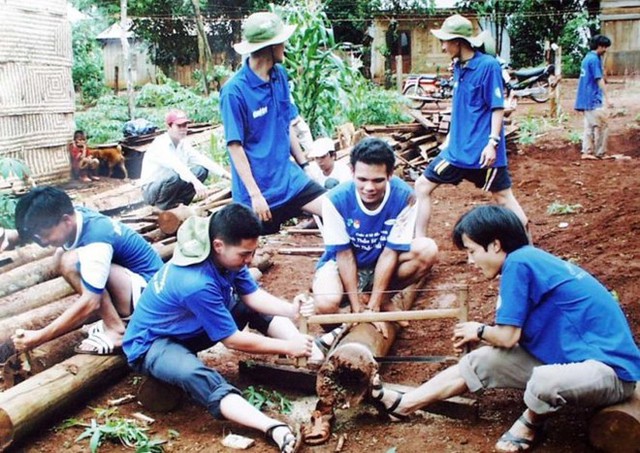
458,0,520,57
72,18,109,104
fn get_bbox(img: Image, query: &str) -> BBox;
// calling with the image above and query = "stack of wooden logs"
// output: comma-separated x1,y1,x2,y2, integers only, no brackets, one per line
0,183,243,449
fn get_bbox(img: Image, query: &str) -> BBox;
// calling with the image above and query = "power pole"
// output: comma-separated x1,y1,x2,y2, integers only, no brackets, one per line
120,0,135,119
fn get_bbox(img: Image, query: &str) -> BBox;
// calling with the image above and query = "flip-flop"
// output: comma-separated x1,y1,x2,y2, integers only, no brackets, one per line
74,330,122,356
265,423,302,453
495,414,545,452
302,410,334,445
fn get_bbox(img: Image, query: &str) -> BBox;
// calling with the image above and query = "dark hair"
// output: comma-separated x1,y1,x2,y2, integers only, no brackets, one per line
590,35,611,50
349,137,396,175
452,205,529,253
209,203,262,245
15,187,74,241
73,130,86,140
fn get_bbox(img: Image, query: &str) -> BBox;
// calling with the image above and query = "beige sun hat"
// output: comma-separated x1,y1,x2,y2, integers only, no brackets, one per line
233,12,297,55
172,215,212,266
430,14,483,48
477,30,497,56
308,137,336,158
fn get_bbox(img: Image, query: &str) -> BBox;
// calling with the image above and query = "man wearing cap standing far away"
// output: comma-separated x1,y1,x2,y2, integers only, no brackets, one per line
140,109,231,211
413,14,528,238
307,137,352,190
220,12,325,234
123,203,331,452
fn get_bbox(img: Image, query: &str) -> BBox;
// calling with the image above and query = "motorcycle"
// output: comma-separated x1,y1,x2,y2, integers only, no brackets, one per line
402,73,453,109
500,59,556,104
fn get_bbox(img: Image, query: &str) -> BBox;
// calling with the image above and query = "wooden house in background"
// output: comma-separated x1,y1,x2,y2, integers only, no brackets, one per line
0,0,74,184
601,0,640,75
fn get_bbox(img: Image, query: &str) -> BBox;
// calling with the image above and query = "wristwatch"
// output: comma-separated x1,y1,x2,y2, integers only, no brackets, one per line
477,324,486,340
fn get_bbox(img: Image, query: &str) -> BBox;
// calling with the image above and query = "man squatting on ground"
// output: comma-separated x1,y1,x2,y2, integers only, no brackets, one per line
372,205,640,452
220,12,325,234
3,186,163,355
140,109,230,211
123,203,336,452
414,14,528,237
312,137,438,331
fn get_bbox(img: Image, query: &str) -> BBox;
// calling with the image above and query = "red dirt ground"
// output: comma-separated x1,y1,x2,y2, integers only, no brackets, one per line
12,78,640,453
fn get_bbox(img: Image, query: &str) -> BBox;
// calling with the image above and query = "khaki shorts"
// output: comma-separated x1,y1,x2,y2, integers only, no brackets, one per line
314,260,374,307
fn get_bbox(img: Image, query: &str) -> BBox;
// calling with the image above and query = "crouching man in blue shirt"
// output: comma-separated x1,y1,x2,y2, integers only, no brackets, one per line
123,204,324,452
371,205,639,452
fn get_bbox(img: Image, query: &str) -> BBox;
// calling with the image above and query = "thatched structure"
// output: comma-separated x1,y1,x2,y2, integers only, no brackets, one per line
0,0,74,185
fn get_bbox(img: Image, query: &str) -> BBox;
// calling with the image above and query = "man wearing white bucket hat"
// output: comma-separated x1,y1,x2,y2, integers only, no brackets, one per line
307,137,352,190
414,14,528,238
220,12,325,235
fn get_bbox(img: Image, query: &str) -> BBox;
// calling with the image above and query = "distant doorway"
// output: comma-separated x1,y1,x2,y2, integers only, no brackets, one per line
388,29,412,75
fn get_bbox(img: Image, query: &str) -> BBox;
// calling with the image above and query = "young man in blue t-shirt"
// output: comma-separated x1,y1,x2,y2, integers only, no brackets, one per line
574,34,612,160
371,205,639,452
312,137,438,325
220,12,325,234
413,14,528,237
123,204,323,452
3,187,162,355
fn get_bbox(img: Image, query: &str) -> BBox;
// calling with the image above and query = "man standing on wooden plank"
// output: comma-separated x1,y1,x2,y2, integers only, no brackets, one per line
372,206,639,452
413,14,528,237
140,109,231,210
312,137,438,328
220,12,325,234
123,204,325,452
3,187,163,355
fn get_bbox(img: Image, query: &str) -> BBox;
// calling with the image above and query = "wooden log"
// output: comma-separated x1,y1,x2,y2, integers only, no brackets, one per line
2,329,86,388
157,205,198,235
0,277,73,321
0,254,60,299
362,124,424,134
278,247,324,256
0,244,56,273
142,228,169,243
589,385,640,453
404,108,438,130
0,354,129,450
0,296,82,363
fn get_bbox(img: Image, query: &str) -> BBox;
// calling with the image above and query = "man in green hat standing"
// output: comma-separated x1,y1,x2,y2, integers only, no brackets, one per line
220,12,325,235
413,14,529,237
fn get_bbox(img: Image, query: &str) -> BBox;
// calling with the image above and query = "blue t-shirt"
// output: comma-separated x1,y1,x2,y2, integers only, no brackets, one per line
318,177,415,269
574,51,604,111
442,51,507,169
123,259,259,364
220,61,310,209
66,207,162,293
496,246,640,382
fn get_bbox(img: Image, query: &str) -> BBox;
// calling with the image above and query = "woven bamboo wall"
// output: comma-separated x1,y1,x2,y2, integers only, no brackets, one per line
0,0,74,184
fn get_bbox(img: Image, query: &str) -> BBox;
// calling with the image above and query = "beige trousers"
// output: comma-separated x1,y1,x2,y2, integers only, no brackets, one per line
582,108,609,157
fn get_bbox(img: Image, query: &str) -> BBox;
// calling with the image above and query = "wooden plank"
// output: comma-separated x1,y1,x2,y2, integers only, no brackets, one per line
278,247,324,256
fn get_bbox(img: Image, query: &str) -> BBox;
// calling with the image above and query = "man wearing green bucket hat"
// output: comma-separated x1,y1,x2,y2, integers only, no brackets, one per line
124,203,325,452
220,12,325,235
414,14,529,238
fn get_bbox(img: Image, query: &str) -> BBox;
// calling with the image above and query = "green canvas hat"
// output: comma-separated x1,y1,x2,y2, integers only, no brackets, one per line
430,14,483,48
172,215,212,266
233,12,297,55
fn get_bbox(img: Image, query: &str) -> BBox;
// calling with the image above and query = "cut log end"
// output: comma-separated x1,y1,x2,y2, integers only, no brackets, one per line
316,342,378,407
0,409,15,451
136,376,184,413
589,390,640,453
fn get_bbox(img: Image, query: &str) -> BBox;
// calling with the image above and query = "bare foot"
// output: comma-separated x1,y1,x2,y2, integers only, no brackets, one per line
581,154,598,160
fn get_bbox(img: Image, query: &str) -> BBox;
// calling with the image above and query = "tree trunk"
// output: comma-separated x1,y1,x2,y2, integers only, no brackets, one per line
589,386,640,453
0,277,73,321
191,0,211,96
0,254,60,299
0,354,128,450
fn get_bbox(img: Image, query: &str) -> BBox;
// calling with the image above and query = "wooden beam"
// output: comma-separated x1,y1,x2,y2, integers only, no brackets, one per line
589,386,640,452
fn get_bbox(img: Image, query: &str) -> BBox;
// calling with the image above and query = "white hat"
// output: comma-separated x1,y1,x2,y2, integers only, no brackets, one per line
308,137,336,158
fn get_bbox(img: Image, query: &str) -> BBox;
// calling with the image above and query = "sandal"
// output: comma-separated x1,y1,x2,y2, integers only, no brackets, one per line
74,330,122,356
302,410,334,445
265,423,301,453
495,413,545,452
370,374,409,422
